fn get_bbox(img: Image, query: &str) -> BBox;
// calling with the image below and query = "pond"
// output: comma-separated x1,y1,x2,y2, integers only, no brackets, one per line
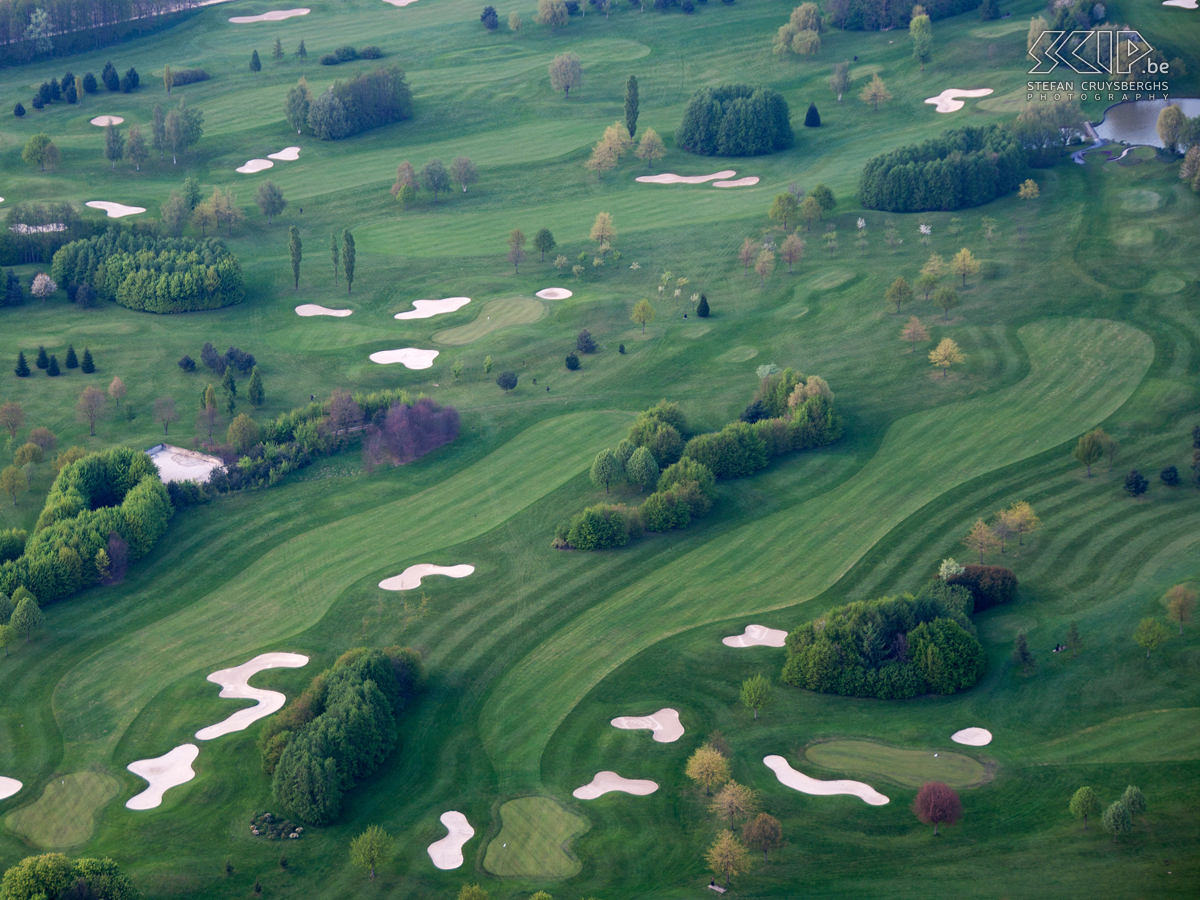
1094,97,1200,147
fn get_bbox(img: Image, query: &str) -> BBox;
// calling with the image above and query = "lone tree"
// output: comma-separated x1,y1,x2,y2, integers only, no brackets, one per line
349,825,392,880
804,102,820,127
859,73,892,111
533,228,556,261
739,674,773,719
496,371,517,392
507,228,526,274
1012,630,1034,674
742,813,784,861
289,226,302,289
769,192,799,231
590,448,622,492
1073,429,1104,476
635,128,665,168
22,134,60,171
886,276,913,313
1124,469,1148,497
901,316,930,352
0,401,24,440
450,156,478,192
590,211,616,255
76,386,106,435
1070,786,1100,830
256,181,287,224
250,50,262,73
910,12,932,70
624,74,639,138
830,61,850,101
153,397,178,435
549,52,583,98
929,337,964,377
31,273,57,305
104,121,124,169
913,782,961,836
1165,585,1197,635
952,247,980,287
108,376,126,407
706,831,752,888
1101,800,1132,843
631,298,655,333
963,518,999,564
1133,617,1169,658
480,5,499,29
343,230,355,293
686,743,730,795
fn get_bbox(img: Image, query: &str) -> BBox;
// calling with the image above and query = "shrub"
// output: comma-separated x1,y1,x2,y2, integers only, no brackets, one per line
178,355,196,372
361,398,460,468
950,565,1017,612
697,294,709,317
683,422,768,478
334,45,359,61
658,457,716,500
496,371,517,391
319,53,339,66
567,504,639,550
359,46,383,59
565,351,580,370
170,68,210,86
0,528,26,564
1161,465,1179,485
225,346,256,374
576,330,597,353
859,125,1025,212
804,102,820,127
677,85,794,156
641,488,692,532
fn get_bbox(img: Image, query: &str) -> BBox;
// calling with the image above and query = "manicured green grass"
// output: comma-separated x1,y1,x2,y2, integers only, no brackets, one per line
432,296,547,345
0,0,1199,897
481,797,589,879
5,771,118,848
804,740,987,789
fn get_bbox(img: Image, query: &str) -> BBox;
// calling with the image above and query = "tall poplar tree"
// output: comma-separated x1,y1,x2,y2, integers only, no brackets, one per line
342,230,355,293
624,75,639,139
289,226,302,290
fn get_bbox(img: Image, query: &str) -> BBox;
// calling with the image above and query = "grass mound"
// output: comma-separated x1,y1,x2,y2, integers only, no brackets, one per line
5,771,118,848
482,797,589,879
805,740,987,788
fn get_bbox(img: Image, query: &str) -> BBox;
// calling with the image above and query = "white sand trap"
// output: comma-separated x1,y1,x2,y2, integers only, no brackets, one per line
0,777,22,800
536,288,573,300
267,146,301,161
146,443,224,484
573,771,658,800
383,0,420,6
229,8,309,23
636,170,736,185
925,89,993,113
90,115,124,126
126,744,199,810
723,624,788,648
195,652,309,741
86,201,145,218
611,708,684,743
713,177,760,188
1163,0,1197,8
296,304,353,317
951,727,993,746
395,297,472,319
428,811,474,869
369,348,439,369
763,755,889,806
379,563,474,591
237,159,274,174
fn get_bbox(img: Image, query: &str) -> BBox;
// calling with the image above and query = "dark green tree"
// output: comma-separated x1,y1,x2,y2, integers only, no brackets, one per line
1101,801,1132,843
221,366,237,408
15,352,31,377
978,0,999,20
1124,469,1148,497
65,345,78,368
1121,785,1146,820
342,230,356,293
35,346,48,369
697,294,709,317
251,50,262,73
256,181,287,224
1012,630,1034,674
810,183,836,210
81,348,95,373
625,74,639,139
247,366,265,407
46,355,60,376
496,371,517,392
273,37,284,60
297,40,307,59
534,228,557,261
804,102,820,127
288,226,302,289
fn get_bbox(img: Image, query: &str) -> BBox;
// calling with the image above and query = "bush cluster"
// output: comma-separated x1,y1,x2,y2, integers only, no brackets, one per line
825,0,980,30
308,66,412,140
170,68,209,86
262,647,422,825
51,231,244,313
318,44,382,65
677,85,794,157
199,342,256,375
781,579,988,699
858,125,1025,212
249,811,302,840
0,448,172,604
562,504,642,550
949,564,1017,612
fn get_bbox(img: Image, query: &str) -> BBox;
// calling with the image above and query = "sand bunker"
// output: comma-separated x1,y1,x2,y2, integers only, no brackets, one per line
723,624,787,648
195,652,309,741
126,744,199,810
611,708,684,743
395,297,472,319
90,115,124,126
229,9,310,23
950,727,993,746
0,777,21,800
763,755,889,806
86,201,145,218
636,170,736,185
296,304,353,317
146,444,223,484
236,159,274,174
1163,0,1197,8
383,0,420,6
573,771,658,800
369,348,439,369
536,288,573,300
924,89,993,113
379,563,474,591
267,146,301,161
713,177,760,187
428,811,474,869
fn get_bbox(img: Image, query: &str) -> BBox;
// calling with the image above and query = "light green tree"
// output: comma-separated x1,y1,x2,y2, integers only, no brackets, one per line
626,446,659,492
1133,618,1169,658
104,122,124,170
458,885,489,900
1101,800,1132,843
706,830,753,887
631,298,655,334
685,743,730,795
10,596,45,642
1069,786,1100,830
483,355,493,375
590,449,623,493
1121,785,1146,820
349,825,392,879
768,192,799,231
886,276,913,313
1,465,27,506
739,674,774,719
22,134,60,171
0,623,15,656
910,13,932,70
1073,429,1104,476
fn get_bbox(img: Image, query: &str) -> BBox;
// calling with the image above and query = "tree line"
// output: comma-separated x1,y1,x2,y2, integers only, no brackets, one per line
0,852,139,900
0,0,194,64
286,67,413,141
824,0,980,31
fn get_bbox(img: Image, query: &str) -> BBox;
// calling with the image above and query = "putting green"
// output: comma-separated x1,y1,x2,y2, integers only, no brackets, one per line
809,269,856,291
432,297,546,346
805,741,987,789
481,318,1155,785
5,772,119,848
482,797,589,879
1118,190,1161,212
1149,273,1186,294
716,346,758,363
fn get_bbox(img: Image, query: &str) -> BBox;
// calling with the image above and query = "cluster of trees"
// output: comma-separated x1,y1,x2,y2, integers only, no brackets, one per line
102,121,147,171
1129,584,1195,660
1013,100,1084,167
11,342,98,381
781,578,988,699
0,587,45,650
291,67,413,141
50,231,244,313
859,125,1026,212
317,44,382,66
0,202,91,265
1069,784,1148,843
960,500,1041,564
264,647,423,825
0,0,193,64
159,181,243,238
0,447,172,605
391,157,477,207
773,3,821,57
585,121,665,174
677,85,794,157
0,853,139,900
825,0,980,31
361,398,461,469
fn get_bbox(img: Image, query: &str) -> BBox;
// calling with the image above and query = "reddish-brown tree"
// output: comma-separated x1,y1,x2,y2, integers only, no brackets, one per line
913,781,962,835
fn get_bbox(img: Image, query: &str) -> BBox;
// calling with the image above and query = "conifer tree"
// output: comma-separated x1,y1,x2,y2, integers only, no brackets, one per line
1012,630,1034,674
343,230,356,293
804,102,820,127
15,352,30,377
80,347,95,373
247,367,265,407
35,346,48,369
46,354,60,376
289,226,302,289
273,37,284,60
250,50,262,73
